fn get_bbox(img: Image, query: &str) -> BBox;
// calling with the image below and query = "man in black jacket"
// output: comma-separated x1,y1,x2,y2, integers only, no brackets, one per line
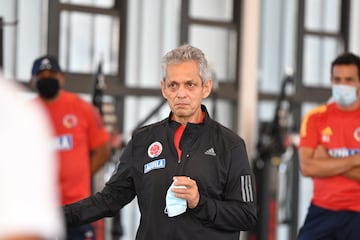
64,44,257,240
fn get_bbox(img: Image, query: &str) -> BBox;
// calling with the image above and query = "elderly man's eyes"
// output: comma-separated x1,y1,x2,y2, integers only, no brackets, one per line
166,81,198,89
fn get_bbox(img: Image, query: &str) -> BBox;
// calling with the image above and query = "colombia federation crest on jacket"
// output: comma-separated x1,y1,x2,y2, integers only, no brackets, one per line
65,105,257,240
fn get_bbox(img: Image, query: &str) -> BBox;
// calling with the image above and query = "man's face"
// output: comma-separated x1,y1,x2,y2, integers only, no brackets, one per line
331,64,360,87
32,70,64,100
331,64,360,108
161,61,212,124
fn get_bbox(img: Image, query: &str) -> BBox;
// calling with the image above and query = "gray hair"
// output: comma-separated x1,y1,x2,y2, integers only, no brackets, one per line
161,44,210,83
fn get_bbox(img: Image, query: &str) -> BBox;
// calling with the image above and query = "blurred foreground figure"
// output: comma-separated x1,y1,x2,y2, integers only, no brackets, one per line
0,76,64,239
64,44,257,240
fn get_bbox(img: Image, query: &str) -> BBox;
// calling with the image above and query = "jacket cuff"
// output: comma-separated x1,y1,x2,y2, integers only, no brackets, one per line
189,194,215,223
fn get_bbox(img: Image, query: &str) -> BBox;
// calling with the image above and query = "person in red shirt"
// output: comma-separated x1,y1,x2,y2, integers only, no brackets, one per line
31,55,111,240
298,53,360,240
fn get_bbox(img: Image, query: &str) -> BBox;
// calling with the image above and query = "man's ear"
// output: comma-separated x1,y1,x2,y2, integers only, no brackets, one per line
58,73,66,88
202,79,213,98
160,79,167,99
30,77,37,89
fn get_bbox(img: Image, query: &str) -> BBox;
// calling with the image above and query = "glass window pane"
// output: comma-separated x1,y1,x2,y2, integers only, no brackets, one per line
305,0,340,32
256,101,276,150
60,0,114,8
94,14,119,74
16,0,46,81
215,99,235,130
190,0,233,21
258,101,276,123
60,11,119,74
203,98,235,130
303,36,342,87
123,97,169,134
125,0,181,88
62,12,92,72
189,25,237,82
301,102,320,118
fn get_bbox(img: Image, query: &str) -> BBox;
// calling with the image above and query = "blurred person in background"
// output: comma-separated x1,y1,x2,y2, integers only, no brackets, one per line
30,55,111,240
298,52,360,240
0,76,64,239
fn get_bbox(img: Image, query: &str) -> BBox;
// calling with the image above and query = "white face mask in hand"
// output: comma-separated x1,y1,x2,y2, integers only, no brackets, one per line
164,182,187,217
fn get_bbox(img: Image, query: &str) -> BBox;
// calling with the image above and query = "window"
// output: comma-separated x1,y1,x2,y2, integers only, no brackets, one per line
59,11,119,74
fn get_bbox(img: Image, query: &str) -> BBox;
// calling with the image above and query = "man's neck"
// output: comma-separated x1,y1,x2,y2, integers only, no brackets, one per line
172,111,205,126
336,98,360,111
40,91,62,103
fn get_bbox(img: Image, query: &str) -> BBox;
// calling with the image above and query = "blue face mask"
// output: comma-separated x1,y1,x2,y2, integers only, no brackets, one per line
164,182,187,217
332,84,358,107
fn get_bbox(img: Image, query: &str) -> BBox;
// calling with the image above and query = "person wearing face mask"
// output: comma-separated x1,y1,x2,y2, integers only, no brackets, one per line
298,52,360,240
31,55,111,240
63,44,257,240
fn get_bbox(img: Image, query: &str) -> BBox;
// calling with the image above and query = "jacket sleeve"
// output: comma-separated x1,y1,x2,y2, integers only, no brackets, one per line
189,139,257,231
64,141,137,227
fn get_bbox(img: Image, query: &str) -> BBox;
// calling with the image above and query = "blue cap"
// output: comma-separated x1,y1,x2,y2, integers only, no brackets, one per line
31,55,62,76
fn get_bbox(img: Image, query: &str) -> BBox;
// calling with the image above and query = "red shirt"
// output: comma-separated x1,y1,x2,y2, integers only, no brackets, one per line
299,102,360,211
37,91,110,205
173,112,205,160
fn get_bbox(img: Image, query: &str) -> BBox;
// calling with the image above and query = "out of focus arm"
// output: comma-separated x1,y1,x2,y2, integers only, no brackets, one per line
299,146,360,178
91,142,111,175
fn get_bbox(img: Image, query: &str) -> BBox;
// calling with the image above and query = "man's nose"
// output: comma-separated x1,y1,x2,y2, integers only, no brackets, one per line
176,85,187,97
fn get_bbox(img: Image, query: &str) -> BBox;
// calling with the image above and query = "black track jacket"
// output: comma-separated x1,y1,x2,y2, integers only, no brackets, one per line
64,105,257,240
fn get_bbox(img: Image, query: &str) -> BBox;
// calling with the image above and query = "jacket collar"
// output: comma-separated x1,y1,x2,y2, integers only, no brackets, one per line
167,104,210,129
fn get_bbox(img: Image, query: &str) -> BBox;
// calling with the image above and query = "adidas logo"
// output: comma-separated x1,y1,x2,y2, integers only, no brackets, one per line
204,147,216,156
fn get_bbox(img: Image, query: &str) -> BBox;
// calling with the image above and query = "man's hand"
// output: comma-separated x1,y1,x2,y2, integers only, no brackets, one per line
172,176,200,209
313,145,329,159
